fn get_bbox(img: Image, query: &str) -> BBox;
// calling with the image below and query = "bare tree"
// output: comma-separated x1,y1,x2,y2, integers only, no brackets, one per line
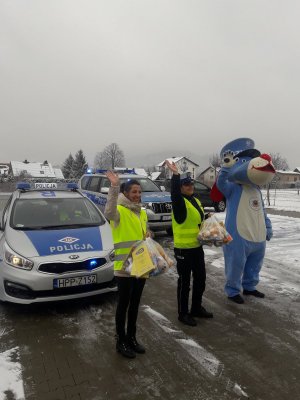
94,143,125,169
265,152,289,206
209,153,221,181
209,153,222,169
269,152,289,171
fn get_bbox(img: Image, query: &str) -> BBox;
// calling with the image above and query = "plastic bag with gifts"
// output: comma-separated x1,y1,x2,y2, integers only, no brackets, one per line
197,214,232,247
122,238,174,278
145,237,174,276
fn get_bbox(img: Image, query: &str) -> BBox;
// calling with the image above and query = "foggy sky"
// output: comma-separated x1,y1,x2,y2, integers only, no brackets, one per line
1,0,300,169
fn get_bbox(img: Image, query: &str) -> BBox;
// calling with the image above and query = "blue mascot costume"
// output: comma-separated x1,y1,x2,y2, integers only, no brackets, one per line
216,138,276,304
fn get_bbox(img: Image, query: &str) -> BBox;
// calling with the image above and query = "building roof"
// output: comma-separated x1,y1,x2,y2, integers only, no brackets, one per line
198,165,220,175
150,171,162,181
10,161,63,178
276,170,300,175
157,156,199,167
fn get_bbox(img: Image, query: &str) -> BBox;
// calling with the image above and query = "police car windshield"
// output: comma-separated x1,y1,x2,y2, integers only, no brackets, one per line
119,178,161,192
11,198,105,229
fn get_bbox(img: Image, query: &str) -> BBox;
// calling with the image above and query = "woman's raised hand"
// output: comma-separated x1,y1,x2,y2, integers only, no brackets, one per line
165,160,179,175
106,170,120,187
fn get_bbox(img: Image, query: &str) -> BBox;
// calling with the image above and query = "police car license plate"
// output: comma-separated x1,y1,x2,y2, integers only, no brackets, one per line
53,274,97,288
162,215,172,221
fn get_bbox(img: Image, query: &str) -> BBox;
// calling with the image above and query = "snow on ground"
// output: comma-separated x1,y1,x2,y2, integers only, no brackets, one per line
262,188,300,212
0,190,299,399
0,348,24,400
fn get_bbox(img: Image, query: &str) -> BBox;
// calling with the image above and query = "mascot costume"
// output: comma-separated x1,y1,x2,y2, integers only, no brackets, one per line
214,138,275,304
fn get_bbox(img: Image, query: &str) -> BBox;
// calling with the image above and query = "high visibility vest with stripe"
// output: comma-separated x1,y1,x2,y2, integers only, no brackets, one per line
172,197,204,249
110,205,147,271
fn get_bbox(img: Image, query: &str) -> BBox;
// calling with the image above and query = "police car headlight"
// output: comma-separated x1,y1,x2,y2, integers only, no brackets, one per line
141,202,152,210
5,249,34,270
109,250,115,262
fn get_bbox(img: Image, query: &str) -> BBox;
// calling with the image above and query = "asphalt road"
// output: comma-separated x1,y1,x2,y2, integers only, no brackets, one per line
0,193,299,400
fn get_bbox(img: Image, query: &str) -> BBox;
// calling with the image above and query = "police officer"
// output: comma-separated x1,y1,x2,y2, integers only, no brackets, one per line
166,160,213,326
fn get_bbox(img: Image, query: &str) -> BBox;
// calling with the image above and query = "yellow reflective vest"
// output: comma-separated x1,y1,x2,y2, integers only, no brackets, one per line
172,197,204,249
110,205,148,271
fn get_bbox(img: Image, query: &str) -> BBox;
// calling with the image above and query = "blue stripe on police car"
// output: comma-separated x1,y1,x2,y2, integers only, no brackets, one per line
25,227,103,256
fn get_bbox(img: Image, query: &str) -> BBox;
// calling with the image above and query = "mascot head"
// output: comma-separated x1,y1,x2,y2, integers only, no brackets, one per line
220,138,275,186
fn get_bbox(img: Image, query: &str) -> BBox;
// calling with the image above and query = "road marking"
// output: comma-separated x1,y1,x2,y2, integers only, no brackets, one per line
143,305,249,398
143,305,223,377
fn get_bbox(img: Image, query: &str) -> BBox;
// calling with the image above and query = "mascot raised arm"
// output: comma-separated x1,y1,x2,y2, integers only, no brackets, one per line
216,138,275,304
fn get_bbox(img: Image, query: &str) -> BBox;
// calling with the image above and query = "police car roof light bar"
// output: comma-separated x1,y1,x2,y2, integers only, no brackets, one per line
94,168,137,174
16,182,78,191
67,183,78,190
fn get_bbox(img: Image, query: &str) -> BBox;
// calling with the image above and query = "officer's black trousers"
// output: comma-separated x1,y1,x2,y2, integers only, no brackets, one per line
115,276,146,340
174,246,206,316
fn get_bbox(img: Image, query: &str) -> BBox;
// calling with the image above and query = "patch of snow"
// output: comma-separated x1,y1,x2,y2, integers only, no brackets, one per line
0,347,24,400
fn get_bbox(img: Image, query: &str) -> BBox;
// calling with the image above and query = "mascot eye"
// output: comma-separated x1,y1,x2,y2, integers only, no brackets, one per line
242,159,247,163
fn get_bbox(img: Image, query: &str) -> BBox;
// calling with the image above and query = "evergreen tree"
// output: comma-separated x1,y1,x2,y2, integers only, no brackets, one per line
72,150,88,179
61,153,74,179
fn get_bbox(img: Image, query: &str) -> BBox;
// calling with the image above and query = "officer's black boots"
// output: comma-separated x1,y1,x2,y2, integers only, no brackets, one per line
191,306,213,318
127,336,146,354
178,313,197,326
116,337,136,359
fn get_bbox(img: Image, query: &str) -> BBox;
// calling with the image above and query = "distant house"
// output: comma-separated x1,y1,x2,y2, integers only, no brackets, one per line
10,160,64,179
197,166,220,187
275,170,300,188
157,157,199,179
294,167,300,173
0,163,10,176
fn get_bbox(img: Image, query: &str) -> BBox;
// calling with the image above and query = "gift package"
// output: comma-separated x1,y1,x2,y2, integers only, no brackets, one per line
197,215,233,247
123,237,174,278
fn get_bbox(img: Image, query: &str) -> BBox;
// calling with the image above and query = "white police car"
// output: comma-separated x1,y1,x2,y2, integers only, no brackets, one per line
0,182,116,304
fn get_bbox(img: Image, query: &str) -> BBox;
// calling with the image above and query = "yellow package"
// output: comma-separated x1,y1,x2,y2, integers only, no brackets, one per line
130,241,156,278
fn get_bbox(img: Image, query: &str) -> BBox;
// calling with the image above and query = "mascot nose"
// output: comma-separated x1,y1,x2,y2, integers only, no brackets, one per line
260,153,271,162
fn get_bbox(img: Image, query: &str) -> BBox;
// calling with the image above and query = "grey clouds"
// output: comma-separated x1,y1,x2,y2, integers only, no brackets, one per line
1,0,300,168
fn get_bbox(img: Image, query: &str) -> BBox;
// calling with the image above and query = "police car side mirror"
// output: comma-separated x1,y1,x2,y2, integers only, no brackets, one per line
100,187,109,194
160,186,166,191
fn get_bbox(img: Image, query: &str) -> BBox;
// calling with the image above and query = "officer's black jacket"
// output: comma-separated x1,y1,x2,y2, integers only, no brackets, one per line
170,174,207,225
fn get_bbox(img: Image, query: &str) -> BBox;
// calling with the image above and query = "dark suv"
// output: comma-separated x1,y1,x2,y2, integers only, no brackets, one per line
156,179,226,213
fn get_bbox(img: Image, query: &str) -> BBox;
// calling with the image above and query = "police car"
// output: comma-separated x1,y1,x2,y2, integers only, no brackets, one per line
79,169,173,234
0,182,116,304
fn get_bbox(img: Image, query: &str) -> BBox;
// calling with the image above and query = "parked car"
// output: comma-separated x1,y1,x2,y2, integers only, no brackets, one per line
154,179,226,212
0,182,116,304
79,169,173,233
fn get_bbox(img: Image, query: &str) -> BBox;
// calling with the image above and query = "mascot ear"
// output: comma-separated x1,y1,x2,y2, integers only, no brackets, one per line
210,181,224,202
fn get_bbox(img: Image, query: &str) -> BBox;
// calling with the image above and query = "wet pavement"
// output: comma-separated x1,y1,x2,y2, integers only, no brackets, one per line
0,194,299,399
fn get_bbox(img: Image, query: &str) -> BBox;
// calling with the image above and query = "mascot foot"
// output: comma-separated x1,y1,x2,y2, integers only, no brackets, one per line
228,294,244,304
243,289,265,298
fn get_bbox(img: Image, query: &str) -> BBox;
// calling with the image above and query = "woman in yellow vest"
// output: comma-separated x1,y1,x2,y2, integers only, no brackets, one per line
104,171,148,359
165,160,213,327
